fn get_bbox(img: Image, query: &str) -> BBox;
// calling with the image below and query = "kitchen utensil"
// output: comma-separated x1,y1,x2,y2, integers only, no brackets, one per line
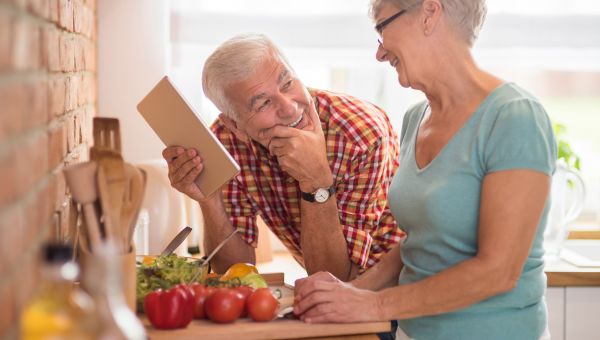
96,166,116,241
198,228,240,267
63,162,102,251
121,165,146,252
91,118,127,252
160,226,192,257
189,229,240,282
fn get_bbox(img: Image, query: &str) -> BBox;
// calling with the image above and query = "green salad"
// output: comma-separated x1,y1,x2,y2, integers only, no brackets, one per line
136,254,205,310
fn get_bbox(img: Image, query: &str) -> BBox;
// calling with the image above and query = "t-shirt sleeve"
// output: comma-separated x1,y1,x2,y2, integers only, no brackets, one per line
484,98,557,175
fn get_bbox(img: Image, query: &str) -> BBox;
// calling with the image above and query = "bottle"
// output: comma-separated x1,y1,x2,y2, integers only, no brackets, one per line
20,243,95,340
82,241,147,340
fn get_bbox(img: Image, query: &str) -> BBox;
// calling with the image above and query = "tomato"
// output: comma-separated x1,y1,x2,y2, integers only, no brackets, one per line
233,285,254,317
190,283,215,319
246,288,278,322
204,288,244,323
220,263,258,281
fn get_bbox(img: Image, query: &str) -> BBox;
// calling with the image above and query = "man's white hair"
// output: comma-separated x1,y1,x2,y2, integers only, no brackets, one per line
202,34,295,120
369,0,487,46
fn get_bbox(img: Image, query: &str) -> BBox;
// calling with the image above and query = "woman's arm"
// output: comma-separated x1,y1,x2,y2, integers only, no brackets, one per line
294,169,551,323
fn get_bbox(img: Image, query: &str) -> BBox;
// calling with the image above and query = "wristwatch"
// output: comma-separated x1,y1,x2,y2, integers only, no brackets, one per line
301,185,335,203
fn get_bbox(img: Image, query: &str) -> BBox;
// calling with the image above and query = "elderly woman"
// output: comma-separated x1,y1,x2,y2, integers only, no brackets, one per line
293,0,557,339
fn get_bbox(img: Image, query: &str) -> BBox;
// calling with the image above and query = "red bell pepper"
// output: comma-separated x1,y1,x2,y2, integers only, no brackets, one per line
144,284,195,329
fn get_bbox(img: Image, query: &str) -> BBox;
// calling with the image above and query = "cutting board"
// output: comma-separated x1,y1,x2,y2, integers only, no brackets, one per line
142,273,390,339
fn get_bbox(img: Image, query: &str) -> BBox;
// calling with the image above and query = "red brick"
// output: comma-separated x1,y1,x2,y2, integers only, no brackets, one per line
16,133,49,200
58,0,74,32
0,82,26,139
48,122,67,169
81,105,94,144
83,39,95,71
11,17,42,71
48,76,67,116
0,207,24,275
73,0,84,34
27,79,49,130
36,177,56,234
59,34,75,72
42,28,60,72
0,11,13,72
74,38,84,71
49,0,60,24
0,279,16,334
66,114,76,152
0,151,20,208
66,75,79,111
77,74,86,106
85,0,96,12
27,0,50,19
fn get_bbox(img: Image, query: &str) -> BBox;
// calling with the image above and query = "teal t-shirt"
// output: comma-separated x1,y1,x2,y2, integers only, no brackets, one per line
389,83,557,340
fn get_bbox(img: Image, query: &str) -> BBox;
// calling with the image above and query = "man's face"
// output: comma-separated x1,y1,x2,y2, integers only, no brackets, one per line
225,54,314,148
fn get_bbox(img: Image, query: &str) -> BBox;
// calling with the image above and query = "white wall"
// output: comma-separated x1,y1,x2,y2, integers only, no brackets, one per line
97,0,169,163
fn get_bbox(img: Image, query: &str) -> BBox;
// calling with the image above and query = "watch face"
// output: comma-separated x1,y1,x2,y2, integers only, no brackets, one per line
314,188,330,203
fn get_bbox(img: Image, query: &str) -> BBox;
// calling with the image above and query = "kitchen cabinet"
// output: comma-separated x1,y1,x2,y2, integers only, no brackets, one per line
546,287,600,340
545,258,600,340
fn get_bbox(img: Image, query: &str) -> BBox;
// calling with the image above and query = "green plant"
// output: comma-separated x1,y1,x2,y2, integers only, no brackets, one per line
553,123,581,170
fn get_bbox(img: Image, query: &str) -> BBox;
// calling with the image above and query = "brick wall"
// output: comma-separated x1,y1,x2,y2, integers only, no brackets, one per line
0,0,97,338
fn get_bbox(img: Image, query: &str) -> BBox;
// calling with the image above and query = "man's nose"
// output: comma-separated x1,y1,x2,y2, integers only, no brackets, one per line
276,94,297,118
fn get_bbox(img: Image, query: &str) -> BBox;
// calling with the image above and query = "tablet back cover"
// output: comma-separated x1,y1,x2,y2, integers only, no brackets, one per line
137,76,240,197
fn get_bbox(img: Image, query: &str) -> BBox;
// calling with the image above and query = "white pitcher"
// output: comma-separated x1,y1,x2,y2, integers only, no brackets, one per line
543,161,586,257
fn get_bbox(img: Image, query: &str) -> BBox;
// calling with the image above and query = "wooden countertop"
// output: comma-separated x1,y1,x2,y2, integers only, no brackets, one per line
545,258,600,287
143,273,390,339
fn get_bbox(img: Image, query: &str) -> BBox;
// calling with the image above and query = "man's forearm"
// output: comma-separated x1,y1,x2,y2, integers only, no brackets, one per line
300,197,357,281
199,193,255,273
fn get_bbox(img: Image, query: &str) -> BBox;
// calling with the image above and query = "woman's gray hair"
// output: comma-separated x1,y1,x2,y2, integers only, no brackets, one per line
202,33,294,120
369,0,487,46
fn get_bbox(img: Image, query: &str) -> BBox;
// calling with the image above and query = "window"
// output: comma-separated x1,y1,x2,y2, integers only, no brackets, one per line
169,0,600,221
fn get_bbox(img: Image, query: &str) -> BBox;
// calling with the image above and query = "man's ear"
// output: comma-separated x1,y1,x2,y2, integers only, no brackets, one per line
219,113,250,143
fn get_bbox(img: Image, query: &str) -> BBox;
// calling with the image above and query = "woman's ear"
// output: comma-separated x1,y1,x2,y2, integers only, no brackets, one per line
219,113,250,143
421,0,442,36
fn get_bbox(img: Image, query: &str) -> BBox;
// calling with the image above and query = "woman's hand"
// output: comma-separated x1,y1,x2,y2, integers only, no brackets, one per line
293,271,385,323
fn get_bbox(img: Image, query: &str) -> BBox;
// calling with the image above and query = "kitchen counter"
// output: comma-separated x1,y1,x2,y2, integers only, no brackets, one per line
545,258,600,286
142,273,390,339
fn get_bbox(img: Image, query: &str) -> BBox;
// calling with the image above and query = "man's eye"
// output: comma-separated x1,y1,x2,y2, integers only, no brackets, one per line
258,99,271,111
283,80,293,90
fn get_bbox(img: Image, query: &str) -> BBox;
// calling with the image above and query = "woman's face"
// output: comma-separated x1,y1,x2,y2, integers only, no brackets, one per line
374,1,421,88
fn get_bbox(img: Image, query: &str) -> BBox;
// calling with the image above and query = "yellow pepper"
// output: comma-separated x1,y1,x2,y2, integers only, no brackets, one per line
220,263,258,281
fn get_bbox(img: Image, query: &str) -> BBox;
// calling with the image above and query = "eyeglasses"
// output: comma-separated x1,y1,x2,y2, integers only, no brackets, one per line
375,1,422,45
375,9,408,35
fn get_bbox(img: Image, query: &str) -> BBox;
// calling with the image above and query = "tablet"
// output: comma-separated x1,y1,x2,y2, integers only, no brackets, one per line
137,76,240,197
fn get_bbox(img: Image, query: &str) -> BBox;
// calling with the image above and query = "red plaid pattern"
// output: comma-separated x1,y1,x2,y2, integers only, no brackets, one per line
211,88,403,269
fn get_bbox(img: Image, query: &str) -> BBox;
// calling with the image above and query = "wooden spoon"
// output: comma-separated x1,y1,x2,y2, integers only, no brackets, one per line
121,164,147,252
63,162,102,251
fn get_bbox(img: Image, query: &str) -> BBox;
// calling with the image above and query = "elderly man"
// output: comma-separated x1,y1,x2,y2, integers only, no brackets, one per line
163,34,402,280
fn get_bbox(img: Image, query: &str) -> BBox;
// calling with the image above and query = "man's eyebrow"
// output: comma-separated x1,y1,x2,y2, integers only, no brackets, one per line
278,69,289,84
249,93,267,111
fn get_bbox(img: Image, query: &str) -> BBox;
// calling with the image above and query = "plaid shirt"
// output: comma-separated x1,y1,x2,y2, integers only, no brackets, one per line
211,88,403,269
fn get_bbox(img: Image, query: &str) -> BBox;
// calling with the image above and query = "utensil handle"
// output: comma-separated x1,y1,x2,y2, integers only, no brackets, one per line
160,226,193,257
82,203,102,251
